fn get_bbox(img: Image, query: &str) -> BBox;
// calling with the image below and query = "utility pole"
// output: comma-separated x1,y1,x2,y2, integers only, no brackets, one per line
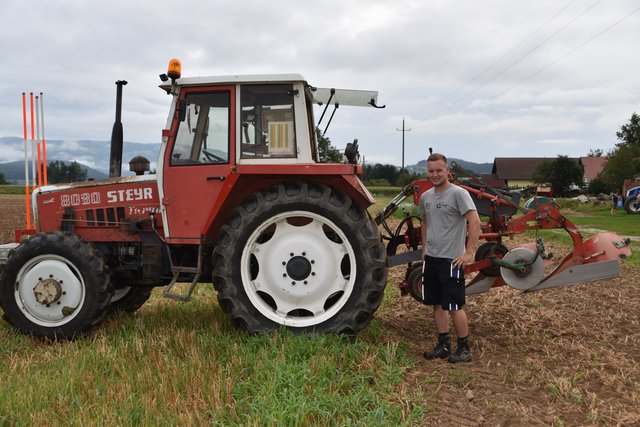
396,118,411,172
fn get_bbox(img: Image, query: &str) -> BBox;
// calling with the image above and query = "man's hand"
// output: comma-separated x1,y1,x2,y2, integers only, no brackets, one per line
452,250,474,269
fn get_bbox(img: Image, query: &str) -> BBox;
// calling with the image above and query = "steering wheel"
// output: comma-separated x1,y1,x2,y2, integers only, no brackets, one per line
202,149,225,163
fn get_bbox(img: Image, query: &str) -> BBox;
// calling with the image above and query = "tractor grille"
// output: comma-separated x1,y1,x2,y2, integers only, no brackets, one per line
85,207,126,226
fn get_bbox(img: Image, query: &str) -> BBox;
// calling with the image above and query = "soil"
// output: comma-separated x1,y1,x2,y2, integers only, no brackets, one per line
379,221,639,426
1,195,637,425
0,195,27,244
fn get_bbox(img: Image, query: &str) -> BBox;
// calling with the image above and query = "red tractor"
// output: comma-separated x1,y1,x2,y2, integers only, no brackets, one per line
0,60,388,339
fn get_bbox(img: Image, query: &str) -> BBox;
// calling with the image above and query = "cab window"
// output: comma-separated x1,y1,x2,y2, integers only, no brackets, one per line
171,91,230,165
240,84,296,158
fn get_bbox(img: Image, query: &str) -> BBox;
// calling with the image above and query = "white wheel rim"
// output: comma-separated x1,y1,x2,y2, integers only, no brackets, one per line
14,254,86,326
240,210,357,328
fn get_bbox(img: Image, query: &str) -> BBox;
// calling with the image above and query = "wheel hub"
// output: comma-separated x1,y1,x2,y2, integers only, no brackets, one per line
286,255,312,281
33,278,63,305
16,256,86,326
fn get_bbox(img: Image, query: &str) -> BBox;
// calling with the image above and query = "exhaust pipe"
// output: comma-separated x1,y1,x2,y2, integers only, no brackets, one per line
109,80,127,178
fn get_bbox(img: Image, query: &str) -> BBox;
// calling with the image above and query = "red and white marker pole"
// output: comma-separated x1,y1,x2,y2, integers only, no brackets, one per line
21,93,31,229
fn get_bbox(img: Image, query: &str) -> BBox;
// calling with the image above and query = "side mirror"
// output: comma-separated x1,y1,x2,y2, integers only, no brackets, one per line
178,99,187,122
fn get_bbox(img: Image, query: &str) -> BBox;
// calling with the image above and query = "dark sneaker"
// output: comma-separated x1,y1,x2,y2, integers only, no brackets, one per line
423,336,451,359
448,346,472,363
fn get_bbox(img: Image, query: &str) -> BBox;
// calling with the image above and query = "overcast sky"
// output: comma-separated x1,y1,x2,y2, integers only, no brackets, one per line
1,0,638,166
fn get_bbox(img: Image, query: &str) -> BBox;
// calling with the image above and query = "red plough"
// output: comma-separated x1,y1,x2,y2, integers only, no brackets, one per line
377,169,632,300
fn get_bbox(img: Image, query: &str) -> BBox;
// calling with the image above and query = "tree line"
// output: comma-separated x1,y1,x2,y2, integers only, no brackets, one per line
531,112,640,197
0,161,89,185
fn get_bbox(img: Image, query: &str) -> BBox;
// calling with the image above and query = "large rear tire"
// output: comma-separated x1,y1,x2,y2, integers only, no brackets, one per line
0,232,113,340
212,181,387,334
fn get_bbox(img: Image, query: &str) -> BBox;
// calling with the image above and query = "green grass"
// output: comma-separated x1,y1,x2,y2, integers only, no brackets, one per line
368,186,418,220
0,185,25,195
368,186,406,197
558,200,638,237
0,286,424,425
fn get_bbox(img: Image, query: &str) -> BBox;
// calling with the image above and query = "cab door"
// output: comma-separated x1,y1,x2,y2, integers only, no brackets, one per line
162,86,235,242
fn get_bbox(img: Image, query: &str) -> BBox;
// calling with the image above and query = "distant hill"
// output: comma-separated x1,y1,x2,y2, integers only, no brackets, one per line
406,158,492,175
0,136,160,178
0,160,108,184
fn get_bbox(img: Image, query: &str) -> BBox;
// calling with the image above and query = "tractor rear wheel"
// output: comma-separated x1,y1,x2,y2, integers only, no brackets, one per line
0,232,113,340
212,181,387,334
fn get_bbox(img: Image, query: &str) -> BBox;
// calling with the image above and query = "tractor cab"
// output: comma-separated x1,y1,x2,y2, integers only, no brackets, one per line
158,61,383,167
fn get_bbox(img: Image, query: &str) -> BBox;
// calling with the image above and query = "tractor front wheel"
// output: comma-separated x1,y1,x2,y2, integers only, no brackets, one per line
0,232,113,340
212,182,387,334
624,197,640,214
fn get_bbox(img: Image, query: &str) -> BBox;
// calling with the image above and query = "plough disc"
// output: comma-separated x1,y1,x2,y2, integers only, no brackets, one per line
499,247,545,290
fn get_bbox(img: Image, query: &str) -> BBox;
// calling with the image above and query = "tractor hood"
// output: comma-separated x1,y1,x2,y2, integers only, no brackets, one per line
32,175,160,236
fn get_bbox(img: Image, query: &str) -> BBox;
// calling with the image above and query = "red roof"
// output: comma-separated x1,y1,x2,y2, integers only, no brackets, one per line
579,156,607,182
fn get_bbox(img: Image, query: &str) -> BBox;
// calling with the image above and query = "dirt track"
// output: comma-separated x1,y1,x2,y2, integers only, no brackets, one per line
1,194,638,425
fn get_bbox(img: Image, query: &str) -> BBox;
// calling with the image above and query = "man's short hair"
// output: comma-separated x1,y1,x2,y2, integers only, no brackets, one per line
427,153,447,164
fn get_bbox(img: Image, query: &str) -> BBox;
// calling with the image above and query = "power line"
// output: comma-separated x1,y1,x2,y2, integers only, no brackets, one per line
488,5,640,102
434,0,577,110
421,0,603,123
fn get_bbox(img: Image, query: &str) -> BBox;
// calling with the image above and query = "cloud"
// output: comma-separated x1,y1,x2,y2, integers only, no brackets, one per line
0,0,639,166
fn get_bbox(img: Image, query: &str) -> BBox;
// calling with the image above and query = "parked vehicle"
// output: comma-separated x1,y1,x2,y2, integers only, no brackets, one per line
624,186,640,214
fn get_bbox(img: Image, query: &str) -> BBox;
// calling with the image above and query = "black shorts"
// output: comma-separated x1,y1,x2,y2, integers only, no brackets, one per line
422,255,465,310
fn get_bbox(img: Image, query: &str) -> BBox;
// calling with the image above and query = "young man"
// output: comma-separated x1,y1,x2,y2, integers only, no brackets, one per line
418,153,481,363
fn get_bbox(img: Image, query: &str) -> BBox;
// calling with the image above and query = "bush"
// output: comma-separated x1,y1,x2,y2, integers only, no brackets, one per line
587,176,615,195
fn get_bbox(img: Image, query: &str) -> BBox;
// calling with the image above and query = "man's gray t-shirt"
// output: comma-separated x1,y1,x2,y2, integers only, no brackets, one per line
418,184,477,259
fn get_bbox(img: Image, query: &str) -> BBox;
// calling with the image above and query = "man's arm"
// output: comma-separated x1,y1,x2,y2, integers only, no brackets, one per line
452,209,481,269
421,213,427,258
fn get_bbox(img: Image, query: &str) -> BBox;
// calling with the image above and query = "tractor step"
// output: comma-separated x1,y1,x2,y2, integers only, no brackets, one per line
163,244,203,302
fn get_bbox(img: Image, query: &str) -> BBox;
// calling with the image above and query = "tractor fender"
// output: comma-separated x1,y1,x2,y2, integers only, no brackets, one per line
202,170,373,243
